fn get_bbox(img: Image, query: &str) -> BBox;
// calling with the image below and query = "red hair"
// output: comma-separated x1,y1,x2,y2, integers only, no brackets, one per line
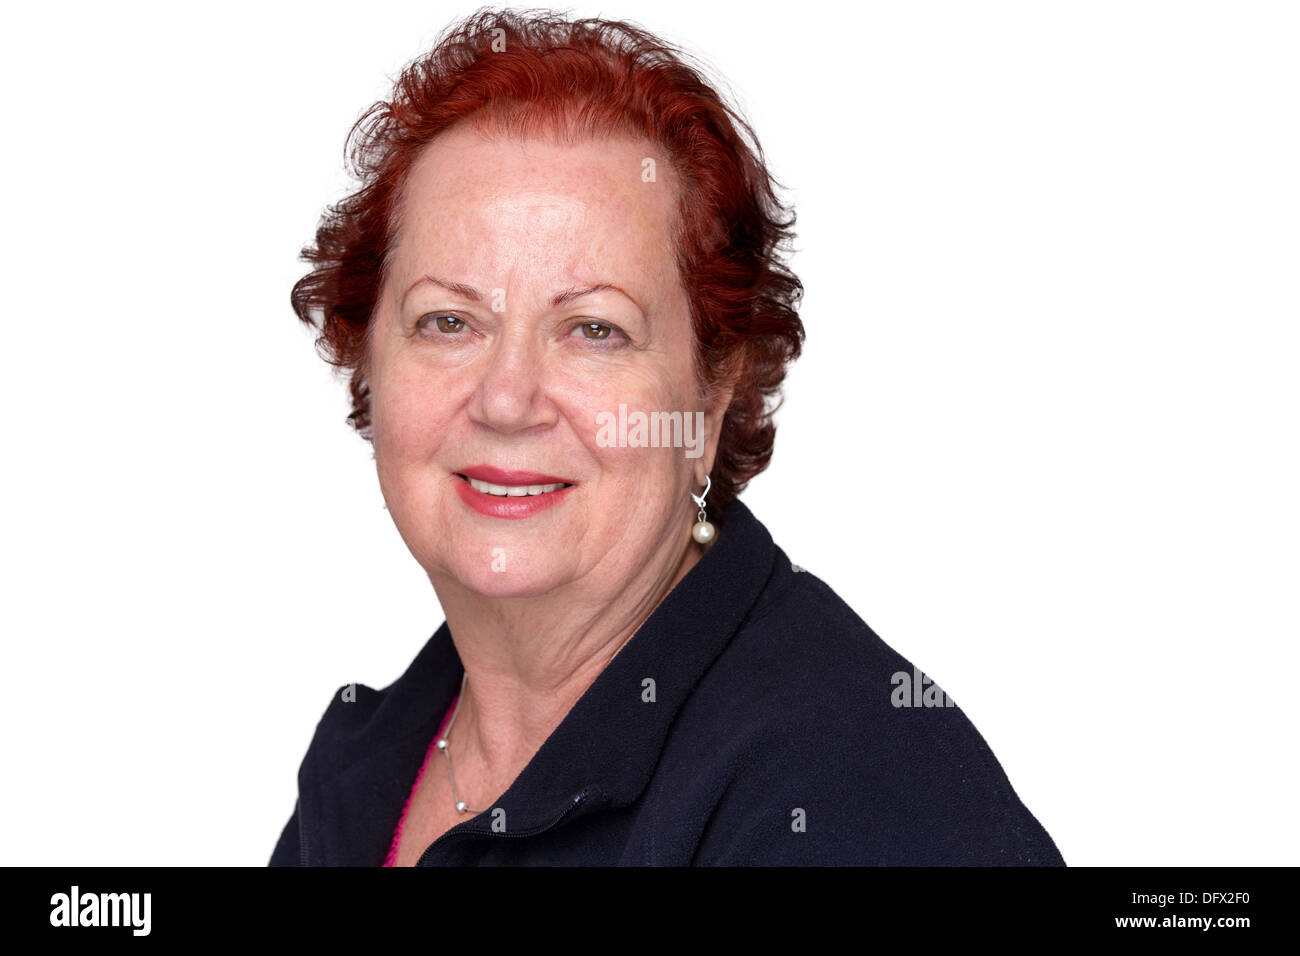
292,7,804,517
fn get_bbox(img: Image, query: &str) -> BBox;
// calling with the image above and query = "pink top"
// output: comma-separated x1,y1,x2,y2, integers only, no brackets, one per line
382,695,460,867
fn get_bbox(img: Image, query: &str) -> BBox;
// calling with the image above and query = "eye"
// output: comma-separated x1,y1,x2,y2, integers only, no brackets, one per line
420,313,466,334
572,321,626,343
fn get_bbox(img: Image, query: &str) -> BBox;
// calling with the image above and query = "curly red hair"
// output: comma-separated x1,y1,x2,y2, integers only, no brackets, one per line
292,7,804,516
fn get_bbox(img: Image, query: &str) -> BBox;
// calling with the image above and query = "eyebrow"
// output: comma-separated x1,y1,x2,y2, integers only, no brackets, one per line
404,275,641,311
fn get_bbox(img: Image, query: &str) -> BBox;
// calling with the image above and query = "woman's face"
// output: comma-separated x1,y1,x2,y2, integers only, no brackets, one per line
367,123,722,599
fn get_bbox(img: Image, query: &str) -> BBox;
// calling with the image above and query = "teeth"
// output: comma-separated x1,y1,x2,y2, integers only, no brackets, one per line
466,477,568,497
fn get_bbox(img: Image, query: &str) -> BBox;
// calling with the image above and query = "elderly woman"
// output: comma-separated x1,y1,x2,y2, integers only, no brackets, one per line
270,9,1063,867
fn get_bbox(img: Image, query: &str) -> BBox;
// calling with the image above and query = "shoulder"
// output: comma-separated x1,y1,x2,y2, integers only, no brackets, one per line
665,549,1064,865
298,681,387,778
294,627,459,786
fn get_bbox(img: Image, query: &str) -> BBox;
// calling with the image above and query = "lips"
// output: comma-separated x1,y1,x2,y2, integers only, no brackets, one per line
458,465,574,490
453,465,576,518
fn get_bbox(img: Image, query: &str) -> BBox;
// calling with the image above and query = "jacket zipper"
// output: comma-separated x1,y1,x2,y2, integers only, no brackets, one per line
415,787,595,865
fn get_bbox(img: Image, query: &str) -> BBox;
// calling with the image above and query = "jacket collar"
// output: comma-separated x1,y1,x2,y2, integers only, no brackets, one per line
297,496,778,865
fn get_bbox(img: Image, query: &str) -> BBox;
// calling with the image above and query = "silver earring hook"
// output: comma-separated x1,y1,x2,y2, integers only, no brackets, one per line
690,474,711,510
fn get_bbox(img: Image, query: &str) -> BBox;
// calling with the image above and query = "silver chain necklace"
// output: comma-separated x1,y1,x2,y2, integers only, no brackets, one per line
436,671,484,814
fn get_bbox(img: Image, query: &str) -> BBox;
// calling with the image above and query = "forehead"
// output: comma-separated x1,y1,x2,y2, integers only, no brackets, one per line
389,123,680,290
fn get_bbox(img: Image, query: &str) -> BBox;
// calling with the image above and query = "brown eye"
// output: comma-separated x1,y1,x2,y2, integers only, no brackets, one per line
579,322,611,340
427,313,465,333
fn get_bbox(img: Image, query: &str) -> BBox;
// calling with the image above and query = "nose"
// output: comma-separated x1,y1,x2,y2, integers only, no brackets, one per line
466,322,558,435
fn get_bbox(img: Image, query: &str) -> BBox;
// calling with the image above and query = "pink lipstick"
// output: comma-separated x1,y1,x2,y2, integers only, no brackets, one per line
453,465,576,519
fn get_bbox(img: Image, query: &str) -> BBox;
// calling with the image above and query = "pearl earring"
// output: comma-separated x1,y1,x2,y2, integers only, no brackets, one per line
691,475,716,545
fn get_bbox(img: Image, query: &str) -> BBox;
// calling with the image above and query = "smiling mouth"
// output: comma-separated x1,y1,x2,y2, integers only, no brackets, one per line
455,474,575,498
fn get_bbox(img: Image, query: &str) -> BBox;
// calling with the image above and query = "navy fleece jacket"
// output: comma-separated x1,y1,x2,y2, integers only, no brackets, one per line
270,498,1064,866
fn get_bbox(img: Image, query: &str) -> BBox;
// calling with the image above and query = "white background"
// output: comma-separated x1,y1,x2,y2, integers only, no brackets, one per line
1,0,1296,866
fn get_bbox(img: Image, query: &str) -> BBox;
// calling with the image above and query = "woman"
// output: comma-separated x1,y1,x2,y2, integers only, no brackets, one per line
270,8,1064,867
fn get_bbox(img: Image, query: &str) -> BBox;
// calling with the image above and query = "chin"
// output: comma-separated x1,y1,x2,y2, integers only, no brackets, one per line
437,549,574,600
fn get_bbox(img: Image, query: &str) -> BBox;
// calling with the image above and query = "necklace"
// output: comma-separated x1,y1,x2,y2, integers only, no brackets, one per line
436,672,483,814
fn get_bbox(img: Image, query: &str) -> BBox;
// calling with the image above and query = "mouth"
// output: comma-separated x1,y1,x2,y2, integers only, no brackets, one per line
454,465,576,498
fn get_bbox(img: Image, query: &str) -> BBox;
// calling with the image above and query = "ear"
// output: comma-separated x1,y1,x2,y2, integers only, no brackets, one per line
694,357,739,486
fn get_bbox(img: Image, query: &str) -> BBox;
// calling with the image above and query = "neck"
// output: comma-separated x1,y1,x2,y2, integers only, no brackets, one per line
430,525,704,787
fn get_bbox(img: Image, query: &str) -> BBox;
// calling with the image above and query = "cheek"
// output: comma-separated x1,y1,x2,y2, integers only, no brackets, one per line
558,365,666,448
563,368,699,490
371,361,456,465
